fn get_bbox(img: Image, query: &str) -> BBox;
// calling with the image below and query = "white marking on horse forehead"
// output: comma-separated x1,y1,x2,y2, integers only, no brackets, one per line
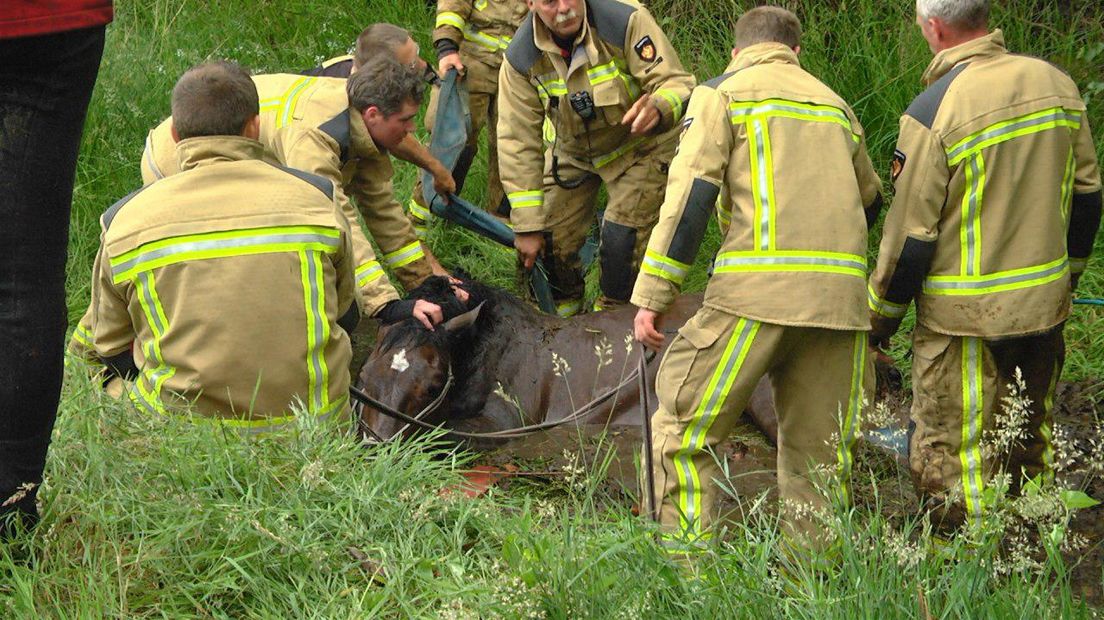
391,348,410,373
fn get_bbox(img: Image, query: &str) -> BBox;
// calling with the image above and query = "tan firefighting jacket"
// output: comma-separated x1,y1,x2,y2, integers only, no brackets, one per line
631,44,883,331
868,30,1102,339
79,136,359,428
435,0,527,81
140,73,429,299
497,0,696,233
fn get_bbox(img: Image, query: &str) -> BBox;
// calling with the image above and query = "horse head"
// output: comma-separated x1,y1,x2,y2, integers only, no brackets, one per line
356,277,486,441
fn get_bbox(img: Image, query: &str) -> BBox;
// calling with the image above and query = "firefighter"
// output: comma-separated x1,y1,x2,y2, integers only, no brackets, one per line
498,0,695,316
868,0,1102,532
140,27,454,298
79,62,442,429
404,0,530,240
632,7,883,556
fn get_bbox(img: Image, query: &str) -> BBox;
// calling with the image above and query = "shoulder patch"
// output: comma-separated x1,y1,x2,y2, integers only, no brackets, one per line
269,164,335,200
633,35,656,62
890,149,907,182
101,186,148,232
703,70,737,89
587,0,637,48
904,63,969,129
505,17,541,74
318,111,351,163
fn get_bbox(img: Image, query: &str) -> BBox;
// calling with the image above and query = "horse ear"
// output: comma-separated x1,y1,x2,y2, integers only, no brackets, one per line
442,301,485,332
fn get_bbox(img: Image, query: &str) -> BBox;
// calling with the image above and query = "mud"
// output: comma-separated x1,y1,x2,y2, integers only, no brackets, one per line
477,381,1104,604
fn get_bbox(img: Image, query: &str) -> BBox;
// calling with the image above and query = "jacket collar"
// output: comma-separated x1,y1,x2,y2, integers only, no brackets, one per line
922,29,1006,85
348,107,382,158
727,43,800,73
176,135,268,171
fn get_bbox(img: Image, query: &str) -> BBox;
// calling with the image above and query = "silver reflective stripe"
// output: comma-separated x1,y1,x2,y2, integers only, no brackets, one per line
144,134,164,180
731,102,849,125
111,232,339,279
963,153,982,276
643,255,687,278
714,254,866,272
752,119,770,250
924,259,1068,291
947,110,1081,163
962,338,984,522
305,251,326,411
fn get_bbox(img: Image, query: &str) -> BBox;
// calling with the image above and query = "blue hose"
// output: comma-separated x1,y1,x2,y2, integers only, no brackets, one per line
1074,297,1104,306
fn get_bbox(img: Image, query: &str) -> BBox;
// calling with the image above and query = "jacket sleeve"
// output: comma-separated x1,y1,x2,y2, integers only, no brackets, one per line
848,114,884,230
497,59,547,233
90,240,136,365
273,126,401,312
434,0,473,47
1067,109,1102,285
623,7,696,133
630,85,730,313
867,115,948,342
347,156,432,291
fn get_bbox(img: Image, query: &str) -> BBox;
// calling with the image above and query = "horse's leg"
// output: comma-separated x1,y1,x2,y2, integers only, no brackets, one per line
744,377,779,446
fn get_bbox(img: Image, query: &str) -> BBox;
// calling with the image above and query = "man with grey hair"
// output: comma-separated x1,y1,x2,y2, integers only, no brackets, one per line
869,0,1101,533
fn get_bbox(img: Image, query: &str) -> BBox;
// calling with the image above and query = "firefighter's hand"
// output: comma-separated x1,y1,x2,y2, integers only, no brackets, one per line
412,300,444,330
431,165,456,201
438,52,464,77
621,93,660,136
514,232,544,271
634,308,665,350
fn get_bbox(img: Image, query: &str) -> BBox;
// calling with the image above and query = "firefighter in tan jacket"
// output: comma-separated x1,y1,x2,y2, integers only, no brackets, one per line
141,38,451,300
498,0,695,316
632,7,883,554
82,62,366,429
868,1,1102,531
406,0,529,237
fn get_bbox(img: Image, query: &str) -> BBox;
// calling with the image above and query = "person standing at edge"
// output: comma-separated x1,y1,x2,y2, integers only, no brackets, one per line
0,0,113,537
498,0,695,317
867,0,1101,534
633,6,884,561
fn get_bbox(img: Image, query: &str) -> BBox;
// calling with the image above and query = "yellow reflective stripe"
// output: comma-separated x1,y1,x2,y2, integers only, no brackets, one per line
746,119,772,250
947,107,1082,166
593,136,646,168
143,133,164,180
655,89,684,122
474,0,487,9
555,299,581,317
587,61,620,86
355,260,385,288
836,332,866,507
867,283,908,319
132,270,175,415
922,257,1068,295
212,396,347,433
542,117,556,143
407,199,432,222
714,250,867,278
300,250,330,411
110,226,341,283
658,530,713,554
1060,147,1075,221
675,318,759,535
435,11,466,29
508,190,543,209
959,152,985,276
642,249,690,284
383,241,425,268
960,337,984,525
258,77,317,129
535,75,568,103
462,25,508,51
72,324,94,348
729,99,858,141
1040,359,1059,482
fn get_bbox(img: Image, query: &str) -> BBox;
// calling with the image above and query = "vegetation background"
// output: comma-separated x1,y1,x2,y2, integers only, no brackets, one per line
1,0,1102,616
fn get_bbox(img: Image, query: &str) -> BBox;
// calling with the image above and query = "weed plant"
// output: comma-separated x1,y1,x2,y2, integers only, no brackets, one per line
4,0,1103,615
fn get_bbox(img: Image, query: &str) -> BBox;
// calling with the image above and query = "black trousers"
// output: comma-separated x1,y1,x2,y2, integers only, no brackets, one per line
0,26,106,530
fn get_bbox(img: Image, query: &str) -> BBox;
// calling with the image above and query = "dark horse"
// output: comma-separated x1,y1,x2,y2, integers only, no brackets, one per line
356,277,782,447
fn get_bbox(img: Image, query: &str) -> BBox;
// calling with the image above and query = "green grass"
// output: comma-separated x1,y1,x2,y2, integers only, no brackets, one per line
6,0,1103,615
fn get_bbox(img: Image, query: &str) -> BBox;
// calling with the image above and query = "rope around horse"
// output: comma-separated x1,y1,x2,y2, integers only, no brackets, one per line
350,347,656,441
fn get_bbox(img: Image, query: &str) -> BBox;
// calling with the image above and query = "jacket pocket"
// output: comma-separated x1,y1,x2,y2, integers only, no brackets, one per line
678,312,726,350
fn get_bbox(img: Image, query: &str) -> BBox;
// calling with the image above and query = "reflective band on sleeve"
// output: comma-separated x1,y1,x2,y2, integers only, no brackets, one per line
867,283,908,319
655,89,684,122
946,107,1082,166
72,324,94,349
508,190,543,210
355,260,385,287
675,318,759,536
959,337,985,526
407,199,432,222
714,250,867,278
922,257,1068,295
642,248,690,285
435,11,467,29
382,240,425,269
110,225,341,283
